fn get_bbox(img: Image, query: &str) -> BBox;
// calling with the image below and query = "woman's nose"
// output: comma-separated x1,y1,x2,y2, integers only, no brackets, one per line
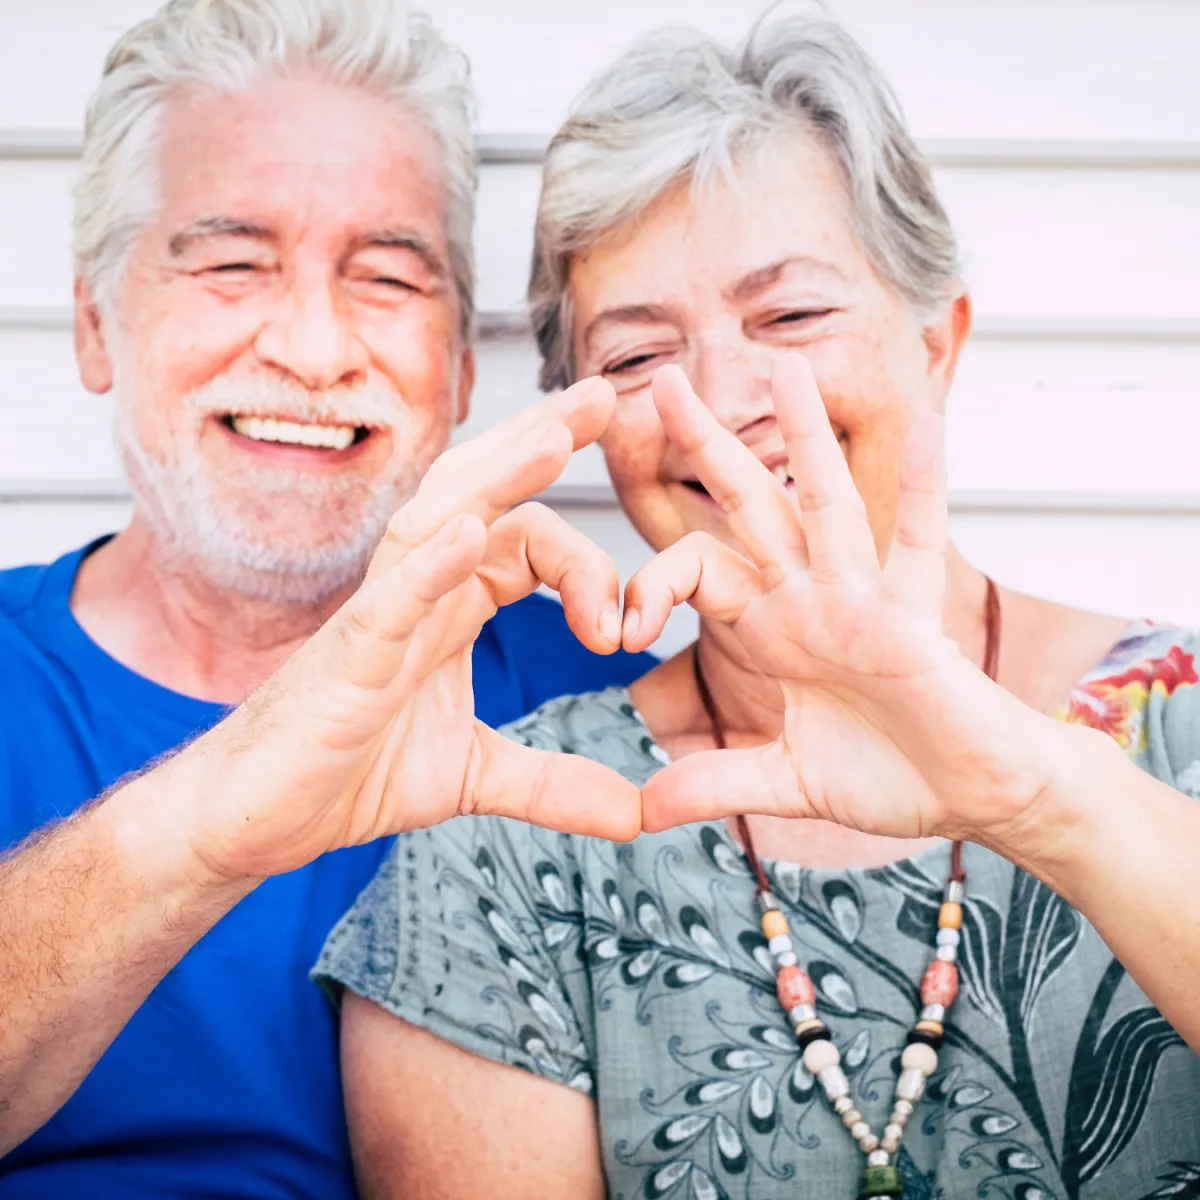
687,337,776,431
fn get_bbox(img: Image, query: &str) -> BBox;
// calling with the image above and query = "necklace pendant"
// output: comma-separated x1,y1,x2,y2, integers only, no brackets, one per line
858,1163,905,1198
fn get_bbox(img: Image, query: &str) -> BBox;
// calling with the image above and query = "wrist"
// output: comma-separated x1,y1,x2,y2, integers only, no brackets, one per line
970,717,1128,889
97,744,261,914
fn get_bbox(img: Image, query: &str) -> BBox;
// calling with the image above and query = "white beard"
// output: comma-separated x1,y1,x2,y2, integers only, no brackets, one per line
114,370,434,607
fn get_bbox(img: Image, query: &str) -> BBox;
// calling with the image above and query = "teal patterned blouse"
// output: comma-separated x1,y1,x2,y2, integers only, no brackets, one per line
314,622,1200,1200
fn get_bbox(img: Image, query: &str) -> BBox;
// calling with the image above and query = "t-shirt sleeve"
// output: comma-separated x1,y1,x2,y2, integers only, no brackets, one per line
312,814,598,1095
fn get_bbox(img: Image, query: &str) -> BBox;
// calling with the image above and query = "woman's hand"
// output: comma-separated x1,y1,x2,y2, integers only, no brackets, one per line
627,357,1072,847
184,377,641,882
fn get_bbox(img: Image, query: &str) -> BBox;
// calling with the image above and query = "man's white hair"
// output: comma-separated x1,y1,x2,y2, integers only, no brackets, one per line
529,9,961,391
74,0,478,336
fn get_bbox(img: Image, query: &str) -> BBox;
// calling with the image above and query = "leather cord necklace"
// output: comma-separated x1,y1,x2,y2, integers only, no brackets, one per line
691,578,1001,1199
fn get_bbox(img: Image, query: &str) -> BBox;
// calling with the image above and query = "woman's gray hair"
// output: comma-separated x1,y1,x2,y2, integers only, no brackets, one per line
75,0,477,337
530,10,960,391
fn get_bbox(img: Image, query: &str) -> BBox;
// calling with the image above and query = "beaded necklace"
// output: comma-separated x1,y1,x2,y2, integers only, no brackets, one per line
691,579,1000,1200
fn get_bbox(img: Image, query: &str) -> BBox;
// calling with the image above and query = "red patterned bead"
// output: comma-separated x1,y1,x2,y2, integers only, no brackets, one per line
776,965,815,1009
921,959,958,1008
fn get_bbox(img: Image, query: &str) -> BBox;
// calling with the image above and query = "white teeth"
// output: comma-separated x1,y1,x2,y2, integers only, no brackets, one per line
229,416,357,451
772,463,793,486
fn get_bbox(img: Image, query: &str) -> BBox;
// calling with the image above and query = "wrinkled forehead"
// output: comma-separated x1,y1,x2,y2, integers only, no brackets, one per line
567,135,872,335
151,71,450,256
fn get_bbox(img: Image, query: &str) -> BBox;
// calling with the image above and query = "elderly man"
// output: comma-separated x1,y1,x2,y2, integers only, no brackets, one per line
0,0,649,1194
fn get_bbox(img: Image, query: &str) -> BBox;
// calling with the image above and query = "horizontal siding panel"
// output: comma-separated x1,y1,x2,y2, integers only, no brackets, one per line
4,327,1194,500
3,157,1198,321
1,1,1197,142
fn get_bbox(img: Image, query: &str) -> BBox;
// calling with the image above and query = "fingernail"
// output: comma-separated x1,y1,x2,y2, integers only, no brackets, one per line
600,604,621,644
623,608,640,643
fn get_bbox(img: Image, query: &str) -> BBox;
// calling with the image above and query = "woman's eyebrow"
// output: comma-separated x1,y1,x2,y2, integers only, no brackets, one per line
583,303,676,354
727,255,848,300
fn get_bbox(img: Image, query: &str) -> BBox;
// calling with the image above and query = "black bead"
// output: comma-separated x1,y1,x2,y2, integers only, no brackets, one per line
795,1025,831,1051
905,1026,944,1051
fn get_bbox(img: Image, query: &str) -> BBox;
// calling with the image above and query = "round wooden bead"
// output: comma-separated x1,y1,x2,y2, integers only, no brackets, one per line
893,1099,914,1118
921,959,959,1008
762,909,789,939
858,1133,880,1153
901,1041,939,1076
834,1096,854,1115
850,1120,871,1141
938,901,963,930
802,1037,841,1075
776,965,816,1010
881,1123,903,1152
841,1107,863,1129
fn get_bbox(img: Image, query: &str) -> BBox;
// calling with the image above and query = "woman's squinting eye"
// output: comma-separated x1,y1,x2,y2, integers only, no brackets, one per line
768,307,835,327
206,262,259,274
606,350,663,375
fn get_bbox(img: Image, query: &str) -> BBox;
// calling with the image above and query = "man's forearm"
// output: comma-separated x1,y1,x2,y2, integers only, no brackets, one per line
981,721,1200,1052
0,749,256,1154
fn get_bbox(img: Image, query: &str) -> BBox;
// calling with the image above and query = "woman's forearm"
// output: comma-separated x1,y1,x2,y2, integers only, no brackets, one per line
979,719,1200,1052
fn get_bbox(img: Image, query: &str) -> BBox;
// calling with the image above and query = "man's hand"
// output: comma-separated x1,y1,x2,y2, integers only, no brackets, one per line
183,376,641,883
625,357,1064,846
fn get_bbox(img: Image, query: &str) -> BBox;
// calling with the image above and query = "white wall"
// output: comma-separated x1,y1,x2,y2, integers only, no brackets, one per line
1,0,1198,655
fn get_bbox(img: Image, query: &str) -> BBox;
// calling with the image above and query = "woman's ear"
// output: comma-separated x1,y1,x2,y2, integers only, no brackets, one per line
922,289,972,405
74,277,114,395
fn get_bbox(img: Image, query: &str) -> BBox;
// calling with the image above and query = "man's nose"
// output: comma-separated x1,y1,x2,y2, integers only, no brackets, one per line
254,272,369,390
687,336,776,432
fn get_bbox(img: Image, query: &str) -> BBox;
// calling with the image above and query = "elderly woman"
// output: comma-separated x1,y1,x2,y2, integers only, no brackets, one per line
314,14,1200,1199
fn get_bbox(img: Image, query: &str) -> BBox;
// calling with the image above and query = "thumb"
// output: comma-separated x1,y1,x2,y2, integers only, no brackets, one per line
464,722,643,842
640,741,808,832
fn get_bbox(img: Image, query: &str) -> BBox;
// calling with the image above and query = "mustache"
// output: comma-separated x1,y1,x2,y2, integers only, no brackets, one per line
185,370,404,431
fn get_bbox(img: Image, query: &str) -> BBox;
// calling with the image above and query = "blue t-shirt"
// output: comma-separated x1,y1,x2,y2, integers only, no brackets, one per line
0,540,652,1198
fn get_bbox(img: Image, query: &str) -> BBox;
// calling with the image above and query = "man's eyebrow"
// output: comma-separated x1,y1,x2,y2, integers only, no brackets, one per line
583,303,676,353
354,228,447,278
727,255,848,301
168,217,274,256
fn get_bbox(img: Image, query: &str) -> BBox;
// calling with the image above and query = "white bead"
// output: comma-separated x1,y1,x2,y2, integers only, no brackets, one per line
896,1067,926,1103
773,950,798,969
858,1133,880,1153
841,1107,863,1129
946,880,965,904
889,1108,909,1129
850,1121,871,1141
901,1042,939,1076
919,1004,946,1022
935,928,960,948
802,1038,841,1075
881,1131,902,1154
893,1099,914,1117
936,943,958,962
833,1095,854,1115
818,1065,851,1101
867,1149,891,1168
883,1122,904,1144
787,1004,817,1024
768,934,793,956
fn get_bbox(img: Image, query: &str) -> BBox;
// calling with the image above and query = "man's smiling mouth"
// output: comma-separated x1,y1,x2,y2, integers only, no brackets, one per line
220,415,372,451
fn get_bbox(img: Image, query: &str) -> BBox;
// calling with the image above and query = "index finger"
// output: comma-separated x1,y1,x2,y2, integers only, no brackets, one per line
368,375,616,582
652,365,808,579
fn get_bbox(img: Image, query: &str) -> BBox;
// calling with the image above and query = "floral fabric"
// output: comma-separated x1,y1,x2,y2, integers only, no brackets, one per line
314,622,1200,1200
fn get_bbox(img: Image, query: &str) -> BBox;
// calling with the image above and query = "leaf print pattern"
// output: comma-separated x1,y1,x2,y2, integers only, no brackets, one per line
315,648,1200,1200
